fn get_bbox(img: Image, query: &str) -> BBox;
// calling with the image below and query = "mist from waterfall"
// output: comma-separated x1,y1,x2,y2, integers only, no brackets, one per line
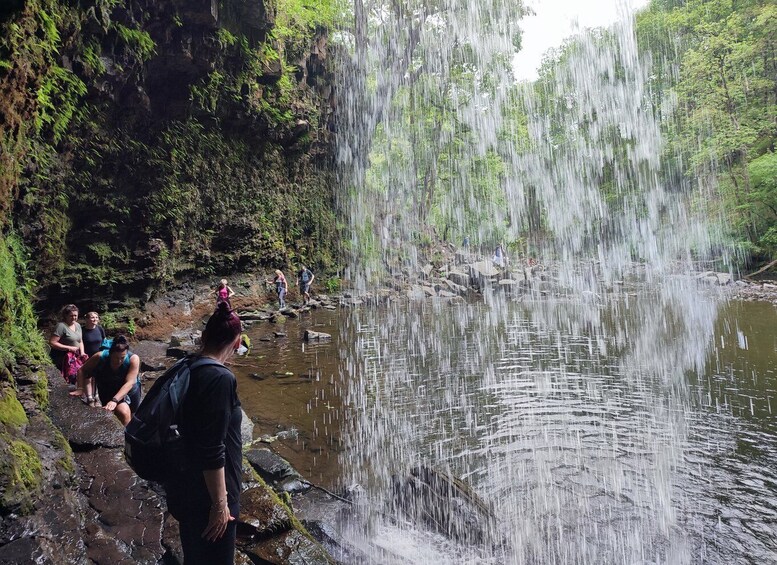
334,0,732,562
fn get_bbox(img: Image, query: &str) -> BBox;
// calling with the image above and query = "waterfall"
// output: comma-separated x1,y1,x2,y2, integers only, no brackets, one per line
334,1,729,562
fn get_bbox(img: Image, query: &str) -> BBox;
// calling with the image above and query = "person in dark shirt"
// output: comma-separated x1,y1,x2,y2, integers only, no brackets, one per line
81,311,106,357
164,301,243,565
69,311,106,402
74,335,140,416
297,265,315,305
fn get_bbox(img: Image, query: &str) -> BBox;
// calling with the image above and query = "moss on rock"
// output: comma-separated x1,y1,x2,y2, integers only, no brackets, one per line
0,434,43,514
0,387,28,427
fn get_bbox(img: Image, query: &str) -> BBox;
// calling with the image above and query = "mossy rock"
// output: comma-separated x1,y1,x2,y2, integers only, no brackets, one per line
0,386,28,428
0,434,43,514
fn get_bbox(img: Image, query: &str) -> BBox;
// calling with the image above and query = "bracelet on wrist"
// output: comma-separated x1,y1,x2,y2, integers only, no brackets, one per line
110,397,120,404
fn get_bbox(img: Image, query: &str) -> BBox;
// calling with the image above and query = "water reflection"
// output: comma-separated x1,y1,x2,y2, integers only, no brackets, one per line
336,292,777,564
232,296,776,563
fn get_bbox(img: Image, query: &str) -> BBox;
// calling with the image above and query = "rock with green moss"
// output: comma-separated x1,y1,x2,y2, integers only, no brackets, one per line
0,434,43,514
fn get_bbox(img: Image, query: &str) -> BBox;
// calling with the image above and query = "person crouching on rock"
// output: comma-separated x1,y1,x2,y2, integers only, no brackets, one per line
164,301,243,565
76,335,140,423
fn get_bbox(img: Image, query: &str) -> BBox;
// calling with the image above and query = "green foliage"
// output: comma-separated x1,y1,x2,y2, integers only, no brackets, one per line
324,276,341,293
216,28,237,48
80,40,105,75
0,234,48,375
114,23,155,61
274,0,345,44
100,312,118,330
634,0,777,261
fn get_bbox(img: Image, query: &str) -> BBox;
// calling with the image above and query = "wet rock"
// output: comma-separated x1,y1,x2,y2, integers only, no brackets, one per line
421,264,434,278
406,288,427,300
140,361,167,372
48,384,125,449
165,346,193,359
239,487,293,538
468,260,499,279
391,466,500,548
0,537,46,564
77,448,167,562
245,448,303,484
240,529,331,565
239,310,273,321
278,477,312,494
280,308,298,318
274,332,287,338
443,279,468,295
303,330,331,342
446,270,470,287
241,409,254,445
438,290,457,298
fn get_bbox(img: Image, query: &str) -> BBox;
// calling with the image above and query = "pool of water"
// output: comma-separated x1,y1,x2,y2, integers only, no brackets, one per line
234,292,777,564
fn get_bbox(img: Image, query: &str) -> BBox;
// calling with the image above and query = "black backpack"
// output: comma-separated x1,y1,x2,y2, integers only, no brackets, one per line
124,356,220,482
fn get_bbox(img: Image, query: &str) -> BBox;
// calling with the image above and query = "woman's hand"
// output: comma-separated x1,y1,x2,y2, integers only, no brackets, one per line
202,500,234,541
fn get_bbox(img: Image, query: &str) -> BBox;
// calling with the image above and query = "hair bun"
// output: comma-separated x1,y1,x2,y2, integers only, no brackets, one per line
215,301,232,315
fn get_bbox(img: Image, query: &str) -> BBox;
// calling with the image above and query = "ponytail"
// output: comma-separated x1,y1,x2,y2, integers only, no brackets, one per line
202,302,242,351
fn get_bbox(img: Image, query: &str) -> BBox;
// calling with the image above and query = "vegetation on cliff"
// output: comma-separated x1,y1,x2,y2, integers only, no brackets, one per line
0,0,343,519
1,0,343,305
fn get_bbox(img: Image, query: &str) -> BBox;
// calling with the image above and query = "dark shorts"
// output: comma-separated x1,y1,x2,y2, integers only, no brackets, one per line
97,382,141,412
300,282,310,294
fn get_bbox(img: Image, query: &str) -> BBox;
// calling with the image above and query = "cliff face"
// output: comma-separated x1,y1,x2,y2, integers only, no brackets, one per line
1,0,340,305
0,0,341,540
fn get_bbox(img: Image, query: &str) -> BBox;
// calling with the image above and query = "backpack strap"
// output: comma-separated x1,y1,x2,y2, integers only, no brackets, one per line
168,356,224,416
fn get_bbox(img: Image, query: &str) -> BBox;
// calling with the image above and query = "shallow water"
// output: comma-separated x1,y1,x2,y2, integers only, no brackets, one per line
235,294,777,563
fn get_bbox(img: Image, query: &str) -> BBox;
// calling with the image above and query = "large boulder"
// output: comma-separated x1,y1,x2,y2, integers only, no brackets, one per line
446,270,470,287
468,260,499,279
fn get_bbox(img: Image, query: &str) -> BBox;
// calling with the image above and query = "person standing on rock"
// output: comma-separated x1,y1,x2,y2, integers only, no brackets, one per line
164,302,243,565
49,304,87,385
81,311,106,357
492,244,506,269
297,265,315,305
68,311,106,401
75,335,140,417
270,269,288,309
215,278,235,309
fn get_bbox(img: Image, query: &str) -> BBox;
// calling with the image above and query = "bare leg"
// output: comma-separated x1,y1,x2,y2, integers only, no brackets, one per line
113,403,132,427
69,372,85,397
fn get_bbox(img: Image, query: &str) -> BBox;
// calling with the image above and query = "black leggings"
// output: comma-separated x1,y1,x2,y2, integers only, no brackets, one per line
179,513,237,565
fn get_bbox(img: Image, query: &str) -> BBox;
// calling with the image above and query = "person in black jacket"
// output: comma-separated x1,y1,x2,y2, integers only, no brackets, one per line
165,302,243,565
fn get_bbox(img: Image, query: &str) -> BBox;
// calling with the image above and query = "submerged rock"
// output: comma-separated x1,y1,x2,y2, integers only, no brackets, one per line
304,330,332,342
391,466,502,548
